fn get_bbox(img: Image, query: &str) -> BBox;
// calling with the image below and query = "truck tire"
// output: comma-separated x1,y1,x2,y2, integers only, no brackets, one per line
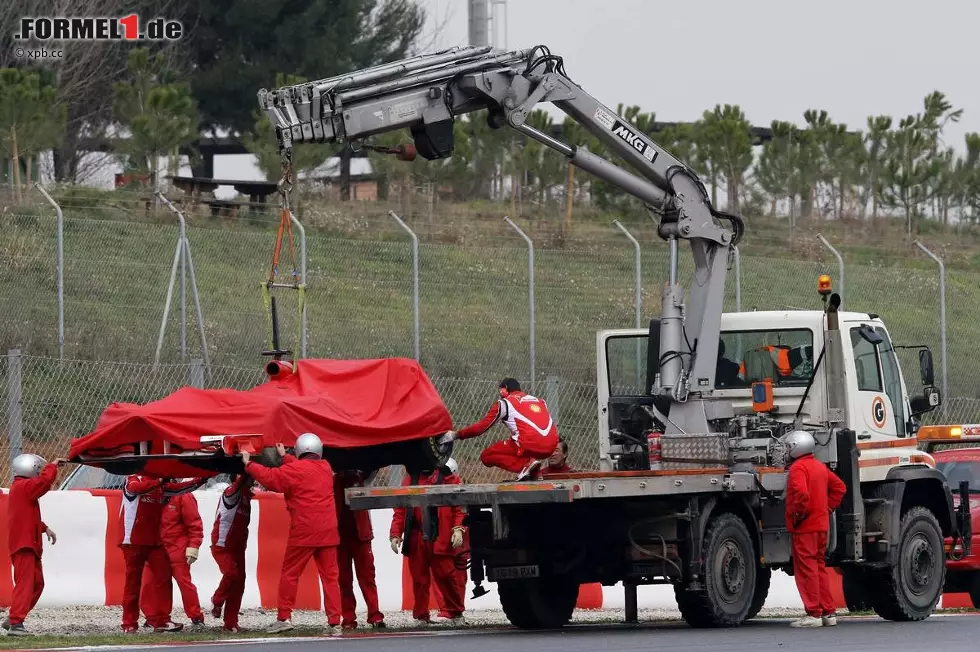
676,512,757,628
841,569,870,612
746,567,771,620
868,506,945,622
498,578,578,629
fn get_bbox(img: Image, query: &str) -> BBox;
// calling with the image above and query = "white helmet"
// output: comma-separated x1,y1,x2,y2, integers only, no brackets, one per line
12,454,46,479
445,457,459,475
295,432,323,459
783,430,815,460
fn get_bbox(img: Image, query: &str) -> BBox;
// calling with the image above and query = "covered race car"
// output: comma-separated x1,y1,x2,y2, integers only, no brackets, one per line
68,357,453,479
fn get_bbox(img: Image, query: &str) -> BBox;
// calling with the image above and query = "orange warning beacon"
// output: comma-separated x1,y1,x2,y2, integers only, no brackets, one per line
818,274,832,297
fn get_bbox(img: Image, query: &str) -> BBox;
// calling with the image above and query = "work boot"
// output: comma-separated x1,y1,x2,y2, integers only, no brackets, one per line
790,615,823,628
822,614,838,627
266,619,294,634
6,624,31,636
154,621,184,633
516,459,543,481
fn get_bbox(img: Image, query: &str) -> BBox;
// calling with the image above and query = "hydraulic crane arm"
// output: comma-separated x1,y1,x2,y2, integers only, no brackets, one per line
258,45,744,433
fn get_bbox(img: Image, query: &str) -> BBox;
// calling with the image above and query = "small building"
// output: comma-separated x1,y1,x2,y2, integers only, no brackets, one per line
299,157,378,201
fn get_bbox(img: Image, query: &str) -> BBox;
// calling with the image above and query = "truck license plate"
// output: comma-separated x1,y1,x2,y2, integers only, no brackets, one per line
489,564,540,581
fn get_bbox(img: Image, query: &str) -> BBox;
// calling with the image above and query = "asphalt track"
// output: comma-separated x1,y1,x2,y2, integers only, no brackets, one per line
21,614,980,652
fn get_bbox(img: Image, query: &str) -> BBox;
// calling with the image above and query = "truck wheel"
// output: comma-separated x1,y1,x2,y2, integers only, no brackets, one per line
746,567,771,620
869,506,945,621
498,578,578,629
841,569,870,612
676,512,757,628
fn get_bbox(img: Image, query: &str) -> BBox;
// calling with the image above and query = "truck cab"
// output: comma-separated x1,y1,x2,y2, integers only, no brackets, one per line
598,309,941,475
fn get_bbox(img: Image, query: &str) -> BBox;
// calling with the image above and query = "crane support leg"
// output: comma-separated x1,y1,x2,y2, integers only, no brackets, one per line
624,581,638,623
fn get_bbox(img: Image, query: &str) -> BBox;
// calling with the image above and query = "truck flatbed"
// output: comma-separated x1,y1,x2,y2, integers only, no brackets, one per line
346,467,788,510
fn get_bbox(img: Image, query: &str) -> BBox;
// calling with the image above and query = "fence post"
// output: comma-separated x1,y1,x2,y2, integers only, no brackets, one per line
389,211,420,361
545,375,560,420
504,217,534,385
6,349,23,480
180,207,187,362
190,358,204,388
289,211,308,358
733,245,741,312
914,241,947,414
155,192,209,369
34,184,64,360
817,234,844,307
614,220,642,388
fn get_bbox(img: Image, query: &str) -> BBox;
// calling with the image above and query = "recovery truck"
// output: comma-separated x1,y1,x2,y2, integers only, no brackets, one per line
259,44,972,628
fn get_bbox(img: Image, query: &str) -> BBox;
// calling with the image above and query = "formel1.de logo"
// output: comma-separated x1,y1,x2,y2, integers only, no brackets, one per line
15,16,183,41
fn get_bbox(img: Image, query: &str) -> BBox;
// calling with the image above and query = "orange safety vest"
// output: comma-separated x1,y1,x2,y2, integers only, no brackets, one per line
737,346,793,378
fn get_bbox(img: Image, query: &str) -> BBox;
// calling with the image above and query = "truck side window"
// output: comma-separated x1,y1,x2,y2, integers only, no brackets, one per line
606,335,649,396
875,327,908,435
850,327,883,392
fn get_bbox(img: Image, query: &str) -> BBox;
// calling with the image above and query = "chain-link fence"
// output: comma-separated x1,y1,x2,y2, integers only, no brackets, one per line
2,203,980,484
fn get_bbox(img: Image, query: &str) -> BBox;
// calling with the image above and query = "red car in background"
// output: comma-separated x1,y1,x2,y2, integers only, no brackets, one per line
918,425,980,608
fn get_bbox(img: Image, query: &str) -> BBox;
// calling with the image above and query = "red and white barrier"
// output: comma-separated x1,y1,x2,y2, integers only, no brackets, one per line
0,490,969,614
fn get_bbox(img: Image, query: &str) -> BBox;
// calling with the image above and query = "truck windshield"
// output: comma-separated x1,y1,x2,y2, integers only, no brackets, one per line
935,460,980,493
606,328,814,396
717,329,814,389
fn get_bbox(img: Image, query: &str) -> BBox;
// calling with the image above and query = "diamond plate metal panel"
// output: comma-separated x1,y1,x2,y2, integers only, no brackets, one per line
661,433,730,470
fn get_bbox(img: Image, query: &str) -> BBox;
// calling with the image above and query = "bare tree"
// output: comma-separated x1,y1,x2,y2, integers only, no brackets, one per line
8,0,190,182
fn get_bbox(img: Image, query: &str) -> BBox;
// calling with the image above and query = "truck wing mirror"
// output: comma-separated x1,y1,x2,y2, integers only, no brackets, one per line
919,349,935,387
910,387,941,417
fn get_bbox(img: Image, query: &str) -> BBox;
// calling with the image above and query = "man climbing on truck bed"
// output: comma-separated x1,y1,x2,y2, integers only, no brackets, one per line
438,378,558,480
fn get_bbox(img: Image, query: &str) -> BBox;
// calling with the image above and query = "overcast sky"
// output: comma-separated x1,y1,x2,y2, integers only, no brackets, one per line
418,0,977,151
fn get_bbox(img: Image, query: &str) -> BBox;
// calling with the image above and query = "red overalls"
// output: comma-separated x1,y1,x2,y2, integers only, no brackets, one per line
457,391,559,473
140,492,204,623
7,463,58,627
210,476,254,630
334,472,383,628
391,470,466,621
786,454,847,618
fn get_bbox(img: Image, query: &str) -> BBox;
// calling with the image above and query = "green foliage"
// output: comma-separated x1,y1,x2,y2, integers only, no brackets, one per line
112,49,197,182
186,0,426,134
701,104,754,212
0,68,65,199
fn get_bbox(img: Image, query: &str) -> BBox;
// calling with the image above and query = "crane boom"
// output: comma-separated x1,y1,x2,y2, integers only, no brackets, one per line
258,45,745,436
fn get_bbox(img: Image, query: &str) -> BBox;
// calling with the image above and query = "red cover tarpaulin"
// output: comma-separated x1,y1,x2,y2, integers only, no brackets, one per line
69,358,452,460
